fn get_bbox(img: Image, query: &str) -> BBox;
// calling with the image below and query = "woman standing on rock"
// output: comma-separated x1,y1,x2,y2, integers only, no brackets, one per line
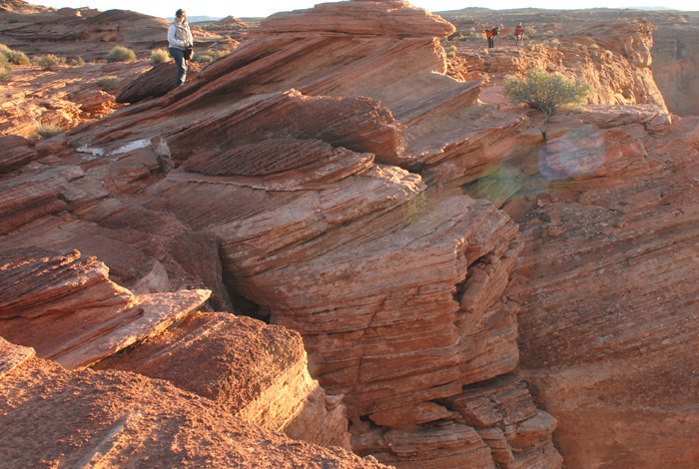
168,9,194,87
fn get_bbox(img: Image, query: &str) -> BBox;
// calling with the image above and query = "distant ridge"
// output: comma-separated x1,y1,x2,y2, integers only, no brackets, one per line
165,15,224,23
436,5,681,13
627,6,678,10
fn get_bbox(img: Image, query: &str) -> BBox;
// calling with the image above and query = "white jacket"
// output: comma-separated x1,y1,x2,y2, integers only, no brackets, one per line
168,21,193,50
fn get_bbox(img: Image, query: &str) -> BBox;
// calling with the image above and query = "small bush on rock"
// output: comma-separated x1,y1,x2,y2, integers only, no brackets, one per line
0,65,12,83
193,52,213,63
5,49,30,65
150,48,169,65
37,54,60,70
32,123,64,140
106,45,136,63
98,75,121,90
504,68,590,117
67,57,85,66
192,49,230,63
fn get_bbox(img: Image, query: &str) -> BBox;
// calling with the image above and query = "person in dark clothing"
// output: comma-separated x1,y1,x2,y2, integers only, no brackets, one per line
485,26,499,48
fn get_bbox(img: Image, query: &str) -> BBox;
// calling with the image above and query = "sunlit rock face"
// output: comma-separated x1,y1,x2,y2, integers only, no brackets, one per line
4,0,699,467
0,337,391,469
0,0,561,466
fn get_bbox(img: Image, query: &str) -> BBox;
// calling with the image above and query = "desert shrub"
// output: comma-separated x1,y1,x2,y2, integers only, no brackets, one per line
447,50,456,58
98,75,121,90
150,48,169,65
33,123,64,140
37,54,60,70
6,49,30,65
210,49,231,60
524,26,537,38
589,43,600,50
106,45,136,63
192,51,214,63
463,32,486,41
8,18,21,24
548,39,562,47
605,51,613,59
67,56,85,66
0,65,12,83
192,49,230,63
504,68,591,117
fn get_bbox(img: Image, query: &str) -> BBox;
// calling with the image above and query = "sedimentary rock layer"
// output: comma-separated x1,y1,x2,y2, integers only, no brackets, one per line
0,337,390,469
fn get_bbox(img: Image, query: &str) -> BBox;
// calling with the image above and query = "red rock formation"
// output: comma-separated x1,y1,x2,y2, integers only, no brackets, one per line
0,60,151,138
95,312,351,448
0,337,390,468
6,1,557,466
6,1,699,468
0,246,353,448
0,247,210,368
499,109,699,468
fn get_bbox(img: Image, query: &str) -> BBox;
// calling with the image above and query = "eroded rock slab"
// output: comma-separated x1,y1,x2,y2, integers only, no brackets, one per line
0,247,210,368
0,337,390,469
96,311,352,449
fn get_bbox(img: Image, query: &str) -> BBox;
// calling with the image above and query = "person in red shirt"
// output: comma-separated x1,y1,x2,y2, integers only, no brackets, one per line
514,23,525,45
485,26,499,48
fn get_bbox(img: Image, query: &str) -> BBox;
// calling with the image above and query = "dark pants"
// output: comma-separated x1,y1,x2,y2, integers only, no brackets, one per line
487,37,494,48
169,47,188,86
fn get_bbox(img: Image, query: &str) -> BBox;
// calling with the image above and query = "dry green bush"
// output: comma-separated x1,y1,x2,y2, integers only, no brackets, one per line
0,65,12,83
67,57,86,66
504,68,591,117
150,48,170,65
192,49,230,63
2,48,30,65
98,75,121,90
106,45,136,63
32,123,64,140
37,54,60,70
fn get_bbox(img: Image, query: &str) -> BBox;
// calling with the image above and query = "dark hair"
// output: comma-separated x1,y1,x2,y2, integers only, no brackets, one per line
176,9,186,18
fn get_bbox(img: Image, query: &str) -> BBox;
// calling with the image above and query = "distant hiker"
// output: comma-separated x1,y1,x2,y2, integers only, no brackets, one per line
485,26,499,48
514,23,525,45
168,8,193,87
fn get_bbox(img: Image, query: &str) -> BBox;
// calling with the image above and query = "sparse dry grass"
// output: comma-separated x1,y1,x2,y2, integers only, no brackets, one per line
106,46,136,63
150,48,170,65
0,65,12,83
32,122,64,140
37,54,60,71
98,75,121,91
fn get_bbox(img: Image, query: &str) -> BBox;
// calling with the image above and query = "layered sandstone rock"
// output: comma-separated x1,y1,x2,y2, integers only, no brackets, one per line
0,1,561,467
430,13,698,464
500,109,699,468
445,16,666,111
0,337,390,469
95,312,351,448
0,59,150,138
0,247,209,368
0,246,352,448
6,1,699,468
